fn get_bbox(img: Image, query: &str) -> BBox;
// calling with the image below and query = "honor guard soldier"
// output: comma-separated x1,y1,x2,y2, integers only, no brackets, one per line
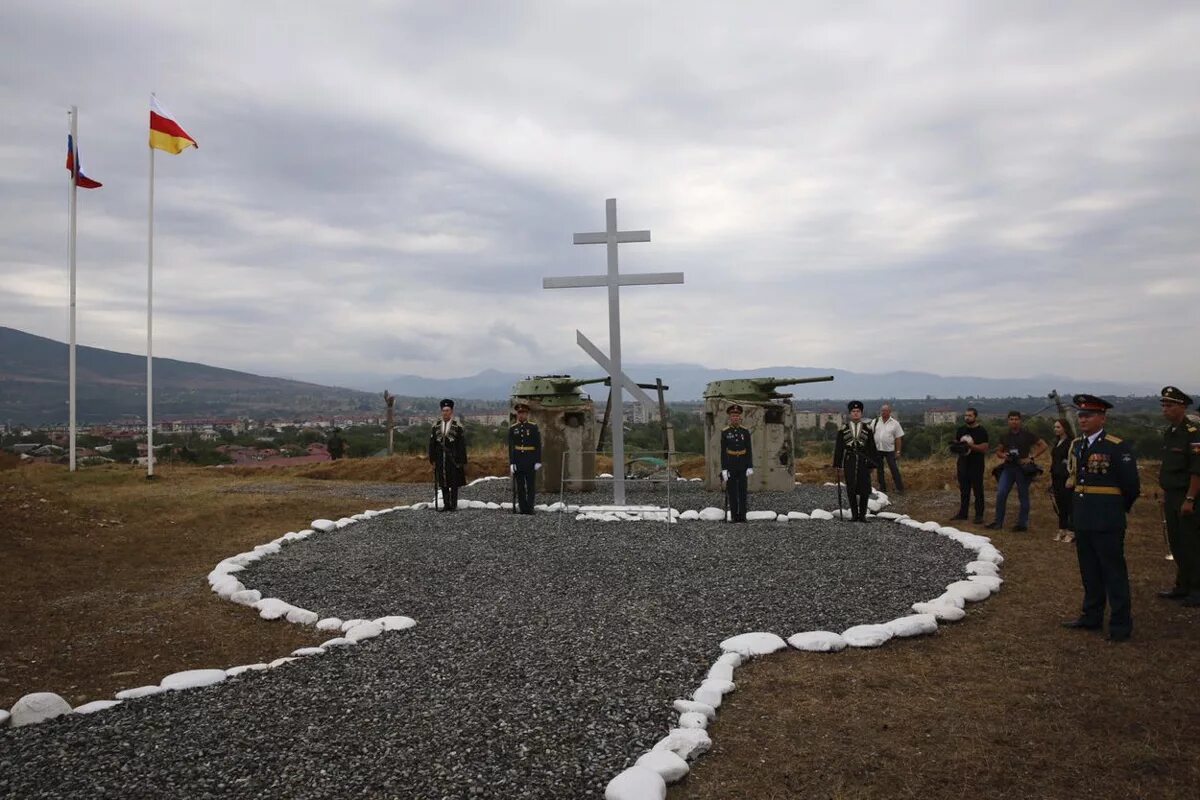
428,399,467,511
508,402,542,515
720,404,753,522
1157,386,1200,607
1062,394,1140,641
832,400,879,522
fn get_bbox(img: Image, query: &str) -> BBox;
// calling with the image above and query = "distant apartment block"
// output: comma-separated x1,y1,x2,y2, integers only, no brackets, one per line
924,408,958,426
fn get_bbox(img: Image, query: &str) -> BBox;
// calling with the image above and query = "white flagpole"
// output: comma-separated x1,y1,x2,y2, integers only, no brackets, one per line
68,107,79,472
146,125,156,478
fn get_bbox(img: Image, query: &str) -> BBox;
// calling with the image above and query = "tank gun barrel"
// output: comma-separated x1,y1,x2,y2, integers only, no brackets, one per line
753,376,835,390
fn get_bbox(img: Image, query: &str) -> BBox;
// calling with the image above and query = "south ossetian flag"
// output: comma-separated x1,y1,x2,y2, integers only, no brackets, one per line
149,95,198,154
65,135,102,188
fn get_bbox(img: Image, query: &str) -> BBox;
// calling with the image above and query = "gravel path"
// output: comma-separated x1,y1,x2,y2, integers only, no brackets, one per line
1,506,962,800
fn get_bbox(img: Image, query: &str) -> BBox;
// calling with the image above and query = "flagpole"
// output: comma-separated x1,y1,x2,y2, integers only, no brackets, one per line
146,136,156,478
68,107,79,473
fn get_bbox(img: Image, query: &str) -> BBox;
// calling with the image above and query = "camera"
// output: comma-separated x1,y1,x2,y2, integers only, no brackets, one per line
948,440,970,455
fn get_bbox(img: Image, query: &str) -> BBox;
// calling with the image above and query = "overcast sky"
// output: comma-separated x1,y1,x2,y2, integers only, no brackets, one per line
2,1,1197,390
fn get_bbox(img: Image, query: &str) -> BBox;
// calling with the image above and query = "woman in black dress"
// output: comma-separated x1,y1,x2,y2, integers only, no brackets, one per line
1049,418,1074,542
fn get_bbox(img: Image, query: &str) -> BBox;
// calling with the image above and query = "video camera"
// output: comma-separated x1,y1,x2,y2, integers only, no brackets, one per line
948,440,970,456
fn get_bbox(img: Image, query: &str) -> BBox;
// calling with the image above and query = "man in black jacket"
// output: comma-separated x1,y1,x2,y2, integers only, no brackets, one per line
833,400,879,522
429,399,467,511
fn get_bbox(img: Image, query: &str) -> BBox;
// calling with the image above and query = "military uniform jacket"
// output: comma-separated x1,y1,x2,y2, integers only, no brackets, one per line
1159,420,1200,491
428,419,468,487
833,422,879,469
508,421,542,473
1069,430,1139,532
720,425,753,473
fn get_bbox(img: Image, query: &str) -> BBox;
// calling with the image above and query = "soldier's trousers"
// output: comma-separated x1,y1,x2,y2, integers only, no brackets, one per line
1074,528,1132,635
514,469,536,515
1164,489,1200,596
726,470,748,522
845,457,872,520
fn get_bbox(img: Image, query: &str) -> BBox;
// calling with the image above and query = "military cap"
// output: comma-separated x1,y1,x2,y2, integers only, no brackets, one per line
847,400,864,412
1160,386,1192,406
726,403,743,414
514,401,530,412
1072,394,1112,413
439,398,455,410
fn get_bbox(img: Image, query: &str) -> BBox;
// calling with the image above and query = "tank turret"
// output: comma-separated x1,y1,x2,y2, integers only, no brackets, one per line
511,375,608,407
703,375,835,401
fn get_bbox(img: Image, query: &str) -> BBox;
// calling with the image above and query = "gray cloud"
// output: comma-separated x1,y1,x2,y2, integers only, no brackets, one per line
2,0,1198,390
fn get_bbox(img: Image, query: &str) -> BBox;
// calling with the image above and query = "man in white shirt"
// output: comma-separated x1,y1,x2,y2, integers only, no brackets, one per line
873,404,905,493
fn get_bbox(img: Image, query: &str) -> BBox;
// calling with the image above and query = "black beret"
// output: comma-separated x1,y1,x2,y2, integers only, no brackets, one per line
439,398,455,410
1161,386,1192,406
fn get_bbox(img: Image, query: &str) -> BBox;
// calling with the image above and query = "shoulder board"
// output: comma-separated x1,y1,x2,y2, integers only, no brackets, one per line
1187,424,1199,433
509,422,520,428
1105,434,1123,444
721,426,731,432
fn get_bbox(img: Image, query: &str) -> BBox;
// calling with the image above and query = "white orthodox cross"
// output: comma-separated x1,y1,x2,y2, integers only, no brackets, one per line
543,198,684,505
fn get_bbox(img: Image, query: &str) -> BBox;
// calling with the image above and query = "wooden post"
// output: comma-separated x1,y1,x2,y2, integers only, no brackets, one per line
384,390,396,456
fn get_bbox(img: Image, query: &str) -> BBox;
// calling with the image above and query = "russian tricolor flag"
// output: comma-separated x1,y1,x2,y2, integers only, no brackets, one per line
66,135,102,189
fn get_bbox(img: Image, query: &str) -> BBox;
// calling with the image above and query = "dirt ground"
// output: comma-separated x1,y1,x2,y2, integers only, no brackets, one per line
2,453,1198,799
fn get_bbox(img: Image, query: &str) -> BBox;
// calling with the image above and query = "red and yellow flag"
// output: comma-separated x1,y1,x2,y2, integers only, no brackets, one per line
149,95,198,154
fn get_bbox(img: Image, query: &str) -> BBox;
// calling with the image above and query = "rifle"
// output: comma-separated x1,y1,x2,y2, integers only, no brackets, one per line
511,466,517,514
721,471,729,522
836,466,845,520
1159,492,1174,561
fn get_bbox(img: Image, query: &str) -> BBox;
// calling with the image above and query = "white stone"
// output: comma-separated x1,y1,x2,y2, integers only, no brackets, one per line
945,579,991,603
787,511,810,520
316,617,344,631
161,669,227,691
605,765,667,800
900,518,923,529
335,517,356,528
253,542,282,555
886,614,938,638
842,624,893,648
707,662,734,682
292,647,326,657
671,698,716,720
678,711,708,729
74,700,121,715
340,618,370,632
286,608,319,625
679,510,700,520
375,615,417,631
230,589,262,606
966,560,1000,577
716,652,744,668
652,727,712,761
115,684,167,700
975,545,1004,564
0,709,8,726
810,509,834,520
268,657,298,668
720,631,788,657
320,637,354,648
932,592,966,609
697,507,725,522
351,513,370,521
867,499,884,512
875,511,903,520
692,686,722,708
345,621,385,642
746,510,778,521
911,602,966,622
635,749,690,783
9,692,72,727
255,598,292,620
787,630,847,652
485,502,501,510
225,665,266,677
968,575,1003,592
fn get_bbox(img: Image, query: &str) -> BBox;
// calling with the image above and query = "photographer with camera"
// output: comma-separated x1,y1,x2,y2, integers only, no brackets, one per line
950,407,990,524
986,410,1047,532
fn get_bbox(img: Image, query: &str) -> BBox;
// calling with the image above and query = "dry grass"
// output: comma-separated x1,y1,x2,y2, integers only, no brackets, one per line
2,455,1198,800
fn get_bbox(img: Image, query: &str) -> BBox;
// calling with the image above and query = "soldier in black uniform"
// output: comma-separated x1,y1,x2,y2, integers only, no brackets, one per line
428,399,467,511
720,404,753,522
1157,386,1200,606
832,400,879,522
508,402,542,515
327,428,345,461
1061,394,1140,642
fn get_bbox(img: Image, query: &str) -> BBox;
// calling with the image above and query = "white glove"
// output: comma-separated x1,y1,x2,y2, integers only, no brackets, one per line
960,435,974,444
721,470,729,480
745,468,754,476
509,464,516,475
534,463,541,471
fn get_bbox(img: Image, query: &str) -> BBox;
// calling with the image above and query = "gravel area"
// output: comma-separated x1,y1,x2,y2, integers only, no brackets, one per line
1,507,963,799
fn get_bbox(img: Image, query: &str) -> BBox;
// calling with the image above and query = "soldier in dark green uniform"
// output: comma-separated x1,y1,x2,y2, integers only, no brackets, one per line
1157,386,1200,607
1061,394,1140,642
508,402,542,515
832,400,879,522
720,404,753,522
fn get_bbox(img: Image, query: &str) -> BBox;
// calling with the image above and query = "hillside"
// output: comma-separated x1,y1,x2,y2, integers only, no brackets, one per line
0,327,381,425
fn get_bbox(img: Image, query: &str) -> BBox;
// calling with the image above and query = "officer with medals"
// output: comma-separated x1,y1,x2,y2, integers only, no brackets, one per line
428,398,467,511
720,403,753,522
1062,394,1140,641
508,402,542,515
1157,386,1200,607
832,400,880,522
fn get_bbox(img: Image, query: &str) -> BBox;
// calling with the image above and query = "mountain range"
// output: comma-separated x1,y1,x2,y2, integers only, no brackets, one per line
0,325,1160,425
